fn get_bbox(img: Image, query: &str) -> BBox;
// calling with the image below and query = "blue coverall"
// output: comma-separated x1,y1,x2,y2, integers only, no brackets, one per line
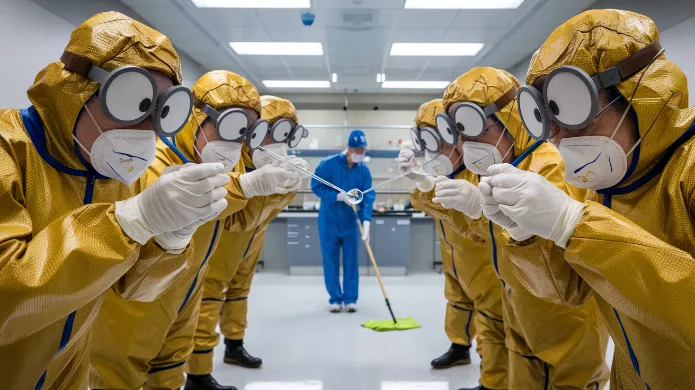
311,153,375,305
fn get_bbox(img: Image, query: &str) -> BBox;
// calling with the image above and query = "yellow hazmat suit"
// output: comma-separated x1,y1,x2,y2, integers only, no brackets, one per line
409,99,508,389
0,12,192,390
442,67,610,389
90,71,259,390
506,10,695,389
187,96,298,375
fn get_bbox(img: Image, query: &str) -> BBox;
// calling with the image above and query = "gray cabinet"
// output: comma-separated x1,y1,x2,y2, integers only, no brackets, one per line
369,217,411,276
286,218,322,269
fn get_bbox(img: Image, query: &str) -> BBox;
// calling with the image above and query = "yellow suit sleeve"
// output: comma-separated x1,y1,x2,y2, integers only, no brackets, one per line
0,175,142,345
564,201,695,348
411,188,488,244
503,145,593,308
226,192,296,233
216,171,250,219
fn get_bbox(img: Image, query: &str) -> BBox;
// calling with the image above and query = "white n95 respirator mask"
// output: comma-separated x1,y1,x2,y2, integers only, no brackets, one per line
74,105,157,185
558,136,628,190
253,143,288,169
422,150,455,176
463,142,504,176
199,141,242,173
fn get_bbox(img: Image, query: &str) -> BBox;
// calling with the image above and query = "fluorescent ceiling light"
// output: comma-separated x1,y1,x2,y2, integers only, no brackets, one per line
390,43,483,56
192,0,311,8
376,73,386,82
263,80,331,88
230,42,323,55
332,73,338,82
381,81,450,89
404,0,524,9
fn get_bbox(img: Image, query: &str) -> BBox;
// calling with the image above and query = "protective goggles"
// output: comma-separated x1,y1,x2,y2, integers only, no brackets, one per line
410,126,448,153
433,86,517,144
61,51,193,137
195,99,269,149
269,118,309,148
517,39,663,140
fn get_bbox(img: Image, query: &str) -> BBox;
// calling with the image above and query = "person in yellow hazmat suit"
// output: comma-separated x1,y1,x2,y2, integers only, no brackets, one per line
89,72,304,390
415,67,610,390
213,95,309,371
481,10,695,389
0,12,235,390
399,99,508,389
186,95,309,384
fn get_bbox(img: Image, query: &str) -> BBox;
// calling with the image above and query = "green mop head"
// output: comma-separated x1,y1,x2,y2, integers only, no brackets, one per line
362,317,421,331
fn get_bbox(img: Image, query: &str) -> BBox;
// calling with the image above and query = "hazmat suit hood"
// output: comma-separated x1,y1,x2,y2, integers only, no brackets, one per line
415,98,445,129
443,67,531,158
526,9,695,183
26,11,183,172
246,95,301,170
166,70,261,175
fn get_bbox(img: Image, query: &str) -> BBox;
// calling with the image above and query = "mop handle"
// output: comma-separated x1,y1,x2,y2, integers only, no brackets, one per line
352,205,389,300
258,146,347,194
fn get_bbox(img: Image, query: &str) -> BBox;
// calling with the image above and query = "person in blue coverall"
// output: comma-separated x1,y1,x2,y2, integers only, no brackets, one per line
311,130,376,313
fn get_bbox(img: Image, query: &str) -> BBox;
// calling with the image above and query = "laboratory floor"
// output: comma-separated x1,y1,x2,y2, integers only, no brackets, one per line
208,273,614,390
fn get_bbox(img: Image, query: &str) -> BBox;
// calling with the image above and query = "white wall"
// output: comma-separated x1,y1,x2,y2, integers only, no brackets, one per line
659,14,695,98
296,109,416,150
0,0,204,107
0,0,76,107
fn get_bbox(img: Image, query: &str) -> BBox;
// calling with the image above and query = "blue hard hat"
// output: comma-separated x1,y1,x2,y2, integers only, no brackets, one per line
348,130,367,148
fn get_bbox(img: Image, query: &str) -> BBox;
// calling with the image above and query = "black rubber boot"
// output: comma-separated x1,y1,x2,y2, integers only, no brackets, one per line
458,386,491,390
183,374,236,390
224,338,263,368
430,343,472,369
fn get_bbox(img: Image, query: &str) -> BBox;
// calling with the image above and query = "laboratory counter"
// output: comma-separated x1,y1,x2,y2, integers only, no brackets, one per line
258,208,442,276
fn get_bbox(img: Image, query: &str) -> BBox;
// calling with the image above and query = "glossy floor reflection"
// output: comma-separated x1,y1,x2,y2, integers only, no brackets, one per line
207,273,614,390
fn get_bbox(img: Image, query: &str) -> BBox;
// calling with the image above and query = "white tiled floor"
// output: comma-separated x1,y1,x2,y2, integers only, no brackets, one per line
207,273,614,390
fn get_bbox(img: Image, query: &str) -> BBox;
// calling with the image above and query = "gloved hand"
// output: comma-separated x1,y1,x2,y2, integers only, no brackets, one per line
273,157,308,192
275,156,309,173
337,191,349,204
161,163,195,175
115,163,230,246
478,178,533,241
239,164,300,198
397,145,434,192
485,164,585,247
154,163,225,251
432,178,483,219
361,220,371,242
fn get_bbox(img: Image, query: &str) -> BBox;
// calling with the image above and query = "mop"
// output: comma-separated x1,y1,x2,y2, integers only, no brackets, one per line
352,205,420,331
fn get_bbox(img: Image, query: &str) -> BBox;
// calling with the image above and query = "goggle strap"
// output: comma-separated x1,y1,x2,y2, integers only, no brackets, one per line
60,51,93,77
593,39,663,89
194,98,221,122
483,86,518,117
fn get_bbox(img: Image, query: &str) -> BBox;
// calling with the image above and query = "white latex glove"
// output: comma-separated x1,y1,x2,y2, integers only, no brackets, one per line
478,178,533,241
432,178,483,219
155,163,219,251
486,164,584,248
275,156,309,173
397,144,434,192
239,164,300,198
336,191,349,204
161,163,195,176
115,163,230,246
361,220,371,242
273,157,308,192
